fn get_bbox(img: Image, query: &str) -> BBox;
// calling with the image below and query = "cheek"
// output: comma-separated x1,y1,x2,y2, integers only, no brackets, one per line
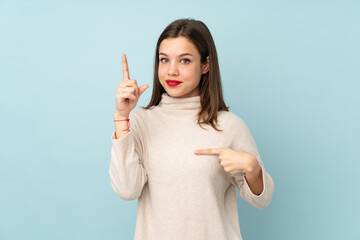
187,66,202,80
158,65,166,79
182,66,198,77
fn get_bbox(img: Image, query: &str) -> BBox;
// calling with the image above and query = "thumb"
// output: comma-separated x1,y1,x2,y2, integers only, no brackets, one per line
139,84,149,96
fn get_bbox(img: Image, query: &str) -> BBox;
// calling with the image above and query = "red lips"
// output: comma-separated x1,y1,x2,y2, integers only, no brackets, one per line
166,79,182,87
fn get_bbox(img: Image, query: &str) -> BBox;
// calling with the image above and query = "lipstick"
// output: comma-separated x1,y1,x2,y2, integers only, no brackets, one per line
166,80,182,87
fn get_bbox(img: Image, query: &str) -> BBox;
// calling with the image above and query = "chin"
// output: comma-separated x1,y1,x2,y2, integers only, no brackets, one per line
165,92,183,98
162,88,183,98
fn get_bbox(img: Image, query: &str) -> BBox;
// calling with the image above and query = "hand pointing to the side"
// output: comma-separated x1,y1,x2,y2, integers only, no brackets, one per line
194,147,264,195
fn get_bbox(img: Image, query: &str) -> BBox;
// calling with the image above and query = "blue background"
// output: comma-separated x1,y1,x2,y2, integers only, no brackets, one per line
1,0,359,239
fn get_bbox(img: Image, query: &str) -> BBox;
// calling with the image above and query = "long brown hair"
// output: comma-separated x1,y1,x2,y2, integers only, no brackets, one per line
142,18,229,131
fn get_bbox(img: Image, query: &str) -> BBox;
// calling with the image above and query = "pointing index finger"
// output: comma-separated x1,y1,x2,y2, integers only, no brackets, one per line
122,53,130,82
194,148,222,155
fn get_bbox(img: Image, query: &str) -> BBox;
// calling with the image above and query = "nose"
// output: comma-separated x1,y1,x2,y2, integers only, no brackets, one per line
168,61,179,76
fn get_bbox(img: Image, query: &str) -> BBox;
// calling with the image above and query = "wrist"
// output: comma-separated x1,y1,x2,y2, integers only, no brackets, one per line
245,155,261,177
114,113,129,119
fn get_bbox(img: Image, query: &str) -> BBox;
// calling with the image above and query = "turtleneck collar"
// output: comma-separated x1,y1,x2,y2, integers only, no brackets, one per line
157,93,201,110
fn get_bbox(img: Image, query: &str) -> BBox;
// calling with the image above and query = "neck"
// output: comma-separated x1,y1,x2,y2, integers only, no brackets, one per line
157,92,201,110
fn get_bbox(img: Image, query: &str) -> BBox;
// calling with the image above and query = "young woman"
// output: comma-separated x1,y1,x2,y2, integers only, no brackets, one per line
109,18,274,240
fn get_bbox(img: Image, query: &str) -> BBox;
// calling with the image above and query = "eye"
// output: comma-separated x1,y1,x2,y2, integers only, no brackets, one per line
160,58,168,63
181,59,190,63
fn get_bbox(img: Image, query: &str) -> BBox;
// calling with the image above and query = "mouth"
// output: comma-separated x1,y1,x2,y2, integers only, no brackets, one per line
166,79,182,87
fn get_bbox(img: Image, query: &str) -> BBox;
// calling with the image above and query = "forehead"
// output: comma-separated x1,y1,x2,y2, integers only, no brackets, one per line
159,36,199,56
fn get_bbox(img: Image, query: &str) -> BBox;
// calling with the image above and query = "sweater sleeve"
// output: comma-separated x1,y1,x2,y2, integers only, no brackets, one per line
109,110,148,201
227,114,274,210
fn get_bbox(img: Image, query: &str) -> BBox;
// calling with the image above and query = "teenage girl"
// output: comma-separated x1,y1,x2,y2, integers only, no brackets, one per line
110,18,274,240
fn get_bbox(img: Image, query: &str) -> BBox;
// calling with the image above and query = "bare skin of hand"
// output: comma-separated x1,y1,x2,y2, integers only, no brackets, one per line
194,148,264,195
113,54,149,139
115,53,149,118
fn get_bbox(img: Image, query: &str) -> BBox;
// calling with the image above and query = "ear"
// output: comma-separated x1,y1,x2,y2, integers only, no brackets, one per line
202,56,210,74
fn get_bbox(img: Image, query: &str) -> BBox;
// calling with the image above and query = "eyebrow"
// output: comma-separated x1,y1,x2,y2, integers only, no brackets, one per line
159,52,193,57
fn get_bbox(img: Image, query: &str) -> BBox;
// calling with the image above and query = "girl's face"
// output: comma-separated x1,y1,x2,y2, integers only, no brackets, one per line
158,36,209,98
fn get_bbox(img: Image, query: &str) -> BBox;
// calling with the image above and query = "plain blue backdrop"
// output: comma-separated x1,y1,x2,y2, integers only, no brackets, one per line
1,0,359,239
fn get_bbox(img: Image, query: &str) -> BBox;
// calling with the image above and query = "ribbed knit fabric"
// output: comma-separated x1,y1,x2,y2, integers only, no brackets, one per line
109,92,274,240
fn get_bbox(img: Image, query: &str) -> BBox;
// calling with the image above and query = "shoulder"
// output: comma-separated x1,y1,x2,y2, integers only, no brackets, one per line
129,107,150,119
129,107,156,126
128,108,148,129
218,111,253,142
218,111,254,151
218,110,249,131
129,108,143,118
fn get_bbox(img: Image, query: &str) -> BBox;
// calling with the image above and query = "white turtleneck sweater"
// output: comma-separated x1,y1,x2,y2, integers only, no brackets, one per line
109,93,274,240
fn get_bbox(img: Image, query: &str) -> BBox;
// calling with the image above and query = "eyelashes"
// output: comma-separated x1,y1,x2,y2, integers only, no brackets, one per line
159,58,191,64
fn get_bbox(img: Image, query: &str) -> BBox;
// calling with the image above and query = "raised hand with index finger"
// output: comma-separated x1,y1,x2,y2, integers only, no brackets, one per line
114,53,149,118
